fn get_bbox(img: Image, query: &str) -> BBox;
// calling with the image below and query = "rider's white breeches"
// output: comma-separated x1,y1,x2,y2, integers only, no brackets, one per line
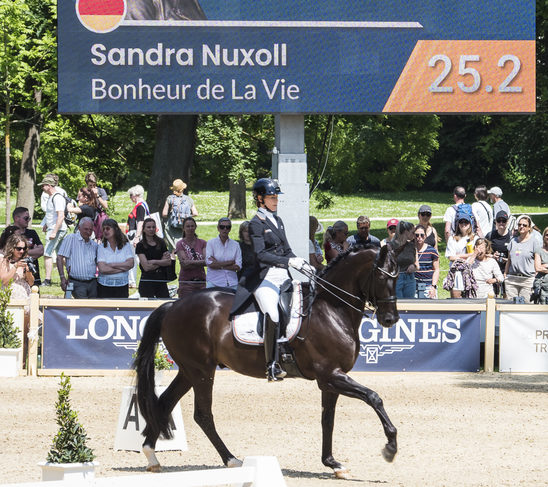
253,267,289,323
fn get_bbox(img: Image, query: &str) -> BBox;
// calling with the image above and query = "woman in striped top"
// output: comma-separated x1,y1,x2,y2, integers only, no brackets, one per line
414,224,440,299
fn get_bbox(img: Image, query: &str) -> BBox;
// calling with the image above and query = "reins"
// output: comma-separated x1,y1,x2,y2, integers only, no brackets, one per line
299,259,399,319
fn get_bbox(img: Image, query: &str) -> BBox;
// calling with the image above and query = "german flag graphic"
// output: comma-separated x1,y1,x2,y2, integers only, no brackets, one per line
76,0,126,33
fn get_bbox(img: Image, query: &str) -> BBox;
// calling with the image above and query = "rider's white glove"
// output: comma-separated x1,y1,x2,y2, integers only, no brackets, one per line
288,257,307,271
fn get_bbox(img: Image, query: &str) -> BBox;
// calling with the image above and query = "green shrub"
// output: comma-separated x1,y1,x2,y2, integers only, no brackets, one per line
0,284,21,349
46,374,95,464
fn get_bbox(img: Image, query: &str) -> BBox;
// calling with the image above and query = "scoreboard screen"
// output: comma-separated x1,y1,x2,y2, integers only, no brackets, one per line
58,0,536,114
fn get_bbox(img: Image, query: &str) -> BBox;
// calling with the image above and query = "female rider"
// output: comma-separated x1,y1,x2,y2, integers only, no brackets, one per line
230,178,306,382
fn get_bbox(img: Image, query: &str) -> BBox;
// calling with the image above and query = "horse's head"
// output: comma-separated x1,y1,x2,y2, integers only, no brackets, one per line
370,245,400,327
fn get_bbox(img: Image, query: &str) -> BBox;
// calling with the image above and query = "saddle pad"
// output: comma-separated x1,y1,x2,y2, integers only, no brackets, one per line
232,281,303,346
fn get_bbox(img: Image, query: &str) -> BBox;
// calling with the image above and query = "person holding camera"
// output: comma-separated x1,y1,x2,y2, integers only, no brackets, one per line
0,234,35,296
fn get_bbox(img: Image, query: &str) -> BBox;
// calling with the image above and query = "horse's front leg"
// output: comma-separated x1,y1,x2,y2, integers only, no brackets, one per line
318,371,397,465
321,391,350,479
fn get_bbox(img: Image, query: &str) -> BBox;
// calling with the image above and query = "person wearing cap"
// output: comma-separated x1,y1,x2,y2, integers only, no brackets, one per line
487,186,511,227
504,214,541,301
417,205,439,250
347,216,381,249
39,175,68,286
380,218,399,247
471,185,493,238
205,217,241,289
161,178,198,251
486,210,512,296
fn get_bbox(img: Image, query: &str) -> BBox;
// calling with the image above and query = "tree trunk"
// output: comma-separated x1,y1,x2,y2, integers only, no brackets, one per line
146,114,198,212
228,177,247,219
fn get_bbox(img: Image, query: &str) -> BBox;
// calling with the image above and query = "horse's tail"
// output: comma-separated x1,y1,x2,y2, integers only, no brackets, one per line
133,301,174,441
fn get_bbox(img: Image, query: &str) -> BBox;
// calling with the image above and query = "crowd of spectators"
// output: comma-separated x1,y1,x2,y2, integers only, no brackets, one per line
0,177,547,304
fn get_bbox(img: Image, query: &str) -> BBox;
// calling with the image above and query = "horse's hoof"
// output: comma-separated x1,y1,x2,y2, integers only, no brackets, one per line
227,457,243,468
146,464,162,473
334,467,350,479
382,445,397,463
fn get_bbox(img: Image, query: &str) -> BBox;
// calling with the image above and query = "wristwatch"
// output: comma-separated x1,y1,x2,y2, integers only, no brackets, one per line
431,284,437,288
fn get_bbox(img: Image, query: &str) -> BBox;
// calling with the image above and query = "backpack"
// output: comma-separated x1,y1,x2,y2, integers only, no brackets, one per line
168,195,190,229
53,192,77,226
451,203,476,234
93,210,108,240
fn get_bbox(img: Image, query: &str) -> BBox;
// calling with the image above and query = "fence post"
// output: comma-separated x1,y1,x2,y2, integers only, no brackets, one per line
27,287,40,377
484,294,496,372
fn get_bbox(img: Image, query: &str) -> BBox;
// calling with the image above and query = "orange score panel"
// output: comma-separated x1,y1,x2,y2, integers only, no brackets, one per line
76,0,127,34
383,40,536,113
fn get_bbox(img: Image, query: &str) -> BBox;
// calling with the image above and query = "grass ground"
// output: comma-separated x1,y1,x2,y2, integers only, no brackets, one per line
2,189,546,299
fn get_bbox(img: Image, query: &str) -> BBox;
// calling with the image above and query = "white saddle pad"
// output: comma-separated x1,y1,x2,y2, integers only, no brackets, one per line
232,281,303,346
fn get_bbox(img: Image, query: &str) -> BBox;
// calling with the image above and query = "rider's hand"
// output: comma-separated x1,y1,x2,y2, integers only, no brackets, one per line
288,257,307,271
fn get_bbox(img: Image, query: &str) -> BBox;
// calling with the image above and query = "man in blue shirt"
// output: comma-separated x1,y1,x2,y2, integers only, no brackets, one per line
347,216,381,248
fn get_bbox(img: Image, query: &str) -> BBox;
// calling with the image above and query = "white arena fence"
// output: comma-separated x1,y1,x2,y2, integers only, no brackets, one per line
6,290,548,376
1,456,286,487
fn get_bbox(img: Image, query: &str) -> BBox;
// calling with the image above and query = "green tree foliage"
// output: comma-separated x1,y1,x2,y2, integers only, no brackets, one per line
46,373,95,464
0,284,21,349
194,115,274,188
313,115,441,192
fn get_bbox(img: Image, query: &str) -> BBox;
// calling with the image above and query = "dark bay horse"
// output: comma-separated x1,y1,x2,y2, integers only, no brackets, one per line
134,244,400,478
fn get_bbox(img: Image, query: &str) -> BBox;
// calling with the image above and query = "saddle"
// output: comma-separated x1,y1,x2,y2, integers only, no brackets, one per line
231,280,303,346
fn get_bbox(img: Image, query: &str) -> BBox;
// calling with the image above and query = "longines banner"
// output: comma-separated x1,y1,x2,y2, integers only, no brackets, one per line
58,0,536,114
42,307,153,369
499,312,548,373
43,307,480,371
355,311,481,372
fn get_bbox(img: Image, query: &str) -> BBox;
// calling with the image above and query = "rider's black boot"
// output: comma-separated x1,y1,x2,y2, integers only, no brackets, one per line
264,314,286,382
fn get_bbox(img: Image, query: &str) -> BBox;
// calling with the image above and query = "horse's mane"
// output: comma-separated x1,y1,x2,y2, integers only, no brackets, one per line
317,243,379,279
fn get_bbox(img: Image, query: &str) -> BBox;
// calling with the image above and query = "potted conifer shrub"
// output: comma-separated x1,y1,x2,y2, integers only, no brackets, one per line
39,373,99,481
0,284,22,377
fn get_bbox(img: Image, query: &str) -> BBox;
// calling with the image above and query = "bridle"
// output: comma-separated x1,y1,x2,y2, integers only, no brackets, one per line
298,255,399,319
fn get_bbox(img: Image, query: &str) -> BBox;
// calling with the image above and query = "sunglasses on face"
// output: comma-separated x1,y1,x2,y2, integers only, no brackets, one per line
219,225,231,230
388,226,397,231
15,246,27,251
517,223,529,228
459,220,470,225
496,219,508,223
22,216,31,221
420,212,431,217
358,226,370,231
414,233,425,238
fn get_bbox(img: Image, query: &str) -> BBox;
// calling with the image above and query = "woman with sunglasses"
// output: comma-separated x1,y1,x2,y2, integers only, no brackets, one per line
445,213,478,298
323,220,349,263
175,217,206,297
414,224,439,298
0,235,35,296
504,215,541,301
230,178,306,382
417,205,439,250
533,227,548,304
97,219,135,298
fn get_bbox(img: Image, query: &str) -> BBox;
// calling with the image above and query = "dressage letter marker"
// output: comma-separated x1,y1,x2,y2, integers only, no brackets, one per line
114,386,188,452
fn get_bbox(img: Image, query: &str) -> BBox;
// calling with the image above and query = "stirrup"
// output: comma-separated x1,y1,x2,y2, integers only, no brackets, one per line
266,362,287,382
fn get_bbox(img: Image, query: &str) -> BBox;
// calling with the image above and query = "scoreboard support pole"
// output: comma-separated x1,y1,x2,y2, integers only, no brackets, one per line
272,115,309,262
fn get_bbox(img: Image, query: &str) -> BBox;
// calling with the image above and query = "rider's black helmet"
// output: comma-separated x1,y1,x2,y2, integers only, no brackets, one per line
252,178,283,197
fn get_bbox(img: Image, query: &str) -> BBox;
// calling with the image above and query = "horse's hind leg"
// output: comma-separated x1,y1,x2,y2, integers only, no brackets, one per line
318,371,397,467
143,371,192,472
192,374,242,468
321,391,350,479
